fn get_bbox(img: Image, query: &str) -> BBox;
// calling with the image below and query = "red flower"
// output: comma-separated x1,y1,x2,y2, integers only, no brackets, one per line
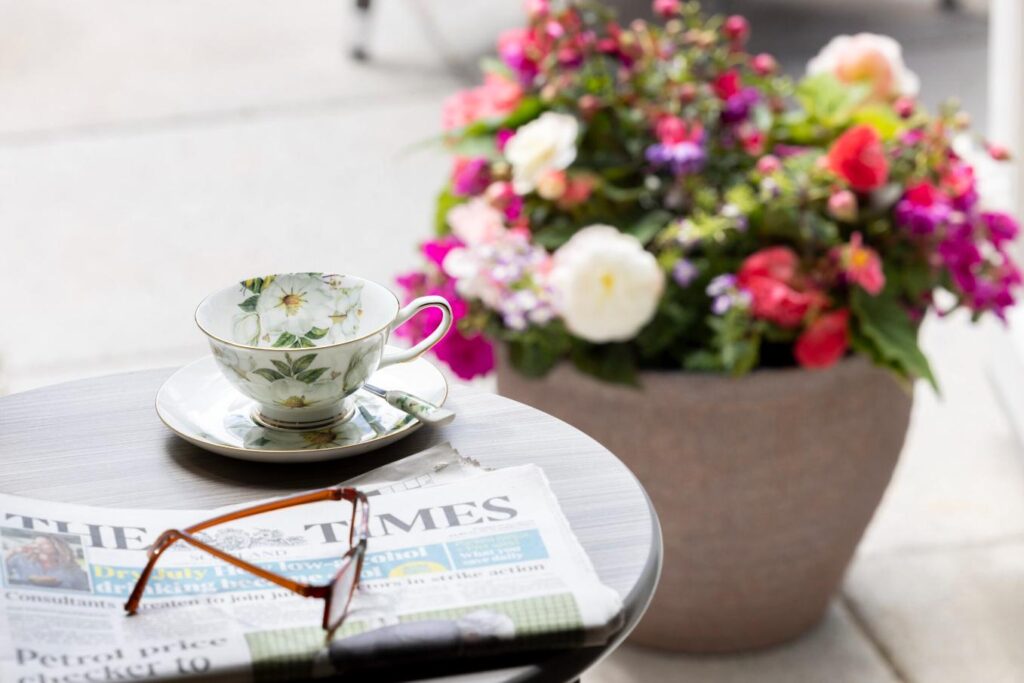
713,70,741,100
827,124,889,192
738,247,825,328
903,181,944,207
795,310,850,369
743,277,824,327
739,246,798,283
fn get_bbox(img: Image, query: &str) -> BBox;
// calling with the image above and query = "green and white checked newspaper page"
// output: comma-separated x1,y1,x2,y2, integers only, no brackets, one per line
0,444,623,681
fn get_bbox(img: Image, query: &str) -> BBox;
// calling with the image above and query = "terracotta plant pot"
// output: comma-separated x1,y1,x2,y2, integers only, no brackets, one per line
497,355,913,653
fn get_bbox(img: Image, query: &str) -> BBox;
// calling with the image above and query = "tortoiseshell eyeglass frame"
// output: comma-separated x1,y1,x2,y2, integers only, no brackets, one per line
124,486,370,640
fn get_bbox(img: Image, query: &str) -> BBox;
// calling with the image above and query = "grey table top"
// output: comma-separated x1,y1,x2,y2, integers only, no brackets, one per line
0,368,661,683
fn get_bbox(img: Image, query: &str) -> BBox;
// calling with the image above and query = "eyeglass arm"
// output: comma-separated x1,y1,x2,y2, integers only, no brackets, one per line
124,486,367,615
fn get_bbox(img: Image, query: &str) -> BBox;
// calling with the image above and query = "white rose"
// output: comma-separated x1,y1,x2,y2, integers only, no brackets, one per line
807,33,919,101
550,225,664,343
505,112,579,194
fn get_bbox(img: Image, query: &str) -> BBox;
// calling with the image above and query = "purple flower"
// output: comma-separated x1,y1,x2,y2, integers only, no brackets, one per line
721,88,759,124
646,141,706,176
707,274,737,297
672,259,698,287
706,274,750,314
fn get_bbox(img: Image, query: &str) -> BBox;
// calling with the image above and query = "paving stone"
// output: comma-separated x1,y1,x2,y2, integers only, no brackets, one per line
846,541,1024,683
858,314,1024,555
586,604,900,683
0,95,453,391
0,0,521,137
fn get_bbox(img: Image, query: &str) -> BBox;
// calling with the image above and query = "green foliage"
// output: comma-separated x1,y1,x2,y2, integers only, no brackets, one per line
504,323,573,377
570,341,638,385
434,186,461,236
849,288,937,389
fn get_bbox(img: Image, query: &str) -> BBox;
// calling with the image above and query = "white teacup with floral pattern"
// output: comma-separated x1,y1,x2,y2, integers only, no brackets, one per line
195,273,452,430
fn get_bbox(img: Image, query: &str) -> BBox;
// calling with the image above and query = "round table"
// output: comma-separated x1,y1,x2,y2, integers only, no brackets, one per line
0,370,661,683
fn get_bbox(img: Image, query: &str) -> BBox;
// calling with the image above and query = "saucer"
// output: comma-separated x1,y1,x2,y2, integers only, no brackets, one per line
156,349,448,463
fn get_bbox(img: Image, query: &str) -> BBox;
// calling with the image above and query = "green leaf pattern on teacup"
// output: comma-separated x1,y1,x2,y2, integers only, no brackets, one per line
231,273,365,348
251,352,328,385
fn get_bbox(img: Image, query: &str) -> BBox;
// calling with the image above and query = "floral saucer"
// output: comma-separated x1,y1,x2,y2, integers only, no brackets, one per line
156,349,448,463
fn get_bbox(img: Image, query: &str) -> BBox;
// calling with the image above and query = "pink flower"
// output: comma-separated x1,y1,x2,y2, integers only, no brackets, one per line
836,232,885,295
537,170,568,200
447,198,507,245
422,237,463,273
723,15,750,45
807,34,919,101
451,157,492,197
498,28,542,83
441,74,523,130
827,189,858,222
525,0,549,17
557,175,594,209
656,116,702,145
652,0,681,18
752,53,777,75
394,275,494,380
756,155,781,174
795,310,850,369
496,128,516,152
434,328,495,380
713,70,742,100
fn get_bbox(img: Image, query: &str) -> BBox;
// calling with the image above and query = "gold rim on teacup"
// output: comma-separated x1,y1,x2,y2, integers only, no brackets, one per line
195,273,453,431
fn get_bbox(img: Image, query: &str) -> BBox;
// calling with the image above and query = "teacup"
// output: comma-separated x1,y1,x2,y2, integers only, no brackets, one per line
195,273,452,430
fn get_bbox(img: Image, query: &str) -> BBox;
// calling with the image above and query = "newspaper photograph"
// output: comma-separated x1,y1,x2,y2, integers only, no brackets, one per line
0,445,623,682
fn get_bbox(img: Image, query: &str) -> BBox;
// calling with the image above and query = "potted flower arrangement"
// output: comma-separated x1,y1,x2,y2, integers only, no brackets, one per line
397,0,1020,652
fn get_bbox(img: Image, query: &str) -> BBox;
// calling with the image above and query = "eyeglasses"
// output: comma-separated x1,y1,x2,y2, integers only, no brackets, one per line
124,486,369,640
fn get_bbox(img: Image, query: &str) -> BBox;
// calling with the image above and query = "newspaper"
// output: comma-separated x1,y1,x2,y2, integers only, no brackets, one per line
0,444,622,682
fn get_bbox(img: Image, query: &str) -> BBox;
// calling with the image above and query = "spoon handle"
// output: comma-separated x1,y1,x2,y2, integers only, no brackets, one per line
364,384,455,426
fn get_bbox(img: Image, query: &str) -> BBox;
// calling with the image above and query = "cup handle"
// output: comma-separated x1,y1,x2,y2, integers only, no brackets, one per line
379,295,454,369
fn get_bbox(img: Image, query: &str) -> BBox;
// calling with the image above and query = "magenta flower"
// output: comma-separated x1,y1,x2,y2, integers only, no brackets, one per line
452,158,492,197
422,236,464,274
895,182,951,235
982,211,1020,248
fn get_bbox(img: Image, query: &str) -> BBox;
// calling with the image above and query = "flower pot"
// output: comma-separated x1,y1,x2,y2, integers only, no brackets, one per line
496,355,913,653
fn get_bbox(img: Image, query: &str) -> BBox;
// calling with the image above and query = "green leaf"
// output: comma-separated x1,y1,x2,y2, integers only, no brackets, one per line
850,287,937,389
241,277,267,294
296,367,329,384
291,354,317,374
271,332,298,348
795,73,870,128
684,350,722,372
304,327,329,341
271,359,292,377
238,295,259,313
434,186,462,236
570,342,638,386
461,96,544,138
627,210,673,245
851,104,905,140
298,337,316,348
446,135,501,160
253,368,285,382
508,339,560,377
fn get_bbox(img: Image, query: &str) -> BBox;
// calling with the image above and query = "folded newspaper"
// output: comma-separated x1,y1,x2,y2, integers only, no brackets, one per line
0,444,623,681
